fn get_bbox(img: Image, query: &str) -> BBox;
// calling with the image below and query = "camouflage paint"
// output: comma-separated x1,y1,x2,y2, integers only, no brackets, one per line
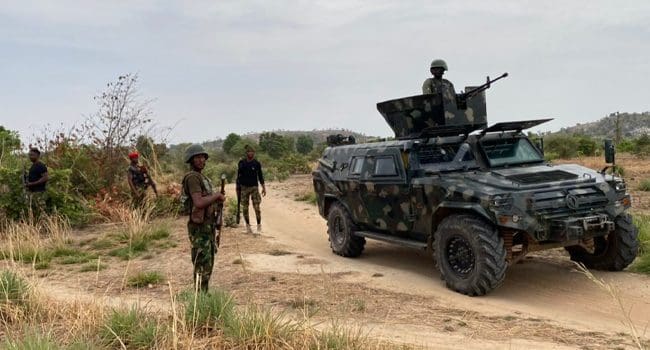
313,92,633,251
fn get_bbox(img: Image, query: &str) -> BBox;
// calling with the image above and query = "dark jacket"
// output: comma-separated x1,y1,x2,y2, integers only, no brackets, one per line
237,158,264,187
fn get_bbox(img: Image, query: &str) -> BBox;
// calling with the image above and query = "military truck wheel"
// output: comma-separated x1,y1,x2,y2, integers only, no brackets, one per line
434,214,507,296
565,214,639,271
327,202,366,257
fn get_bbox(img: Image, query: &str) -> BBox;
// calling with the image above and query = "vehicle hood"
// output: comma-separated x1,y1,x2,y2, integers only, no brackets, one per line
458,163,607,192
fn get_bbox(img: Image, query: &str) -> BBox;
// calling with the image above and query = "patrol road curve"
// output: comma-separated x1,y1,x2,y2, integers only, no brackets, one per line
248,176,650,346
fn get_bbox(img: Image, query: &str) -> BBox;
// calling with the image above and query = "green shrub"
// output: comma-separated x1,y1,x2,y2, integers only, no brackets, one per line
79,261,107,272
224,307,299,347
179,289,235,330
632,215,650,274
127,271,163,288
224,198,239,228
101,306,163,349
295,192,317,205
0,270,31,307
544,135,579,159
638,179,650,192
3,329,60,350
313,323,367,350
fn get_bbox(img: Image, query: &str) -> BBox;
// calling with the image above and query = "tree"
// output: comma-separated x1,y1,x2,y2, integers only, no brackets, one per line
295,135,314,155
0,126,21,165
223,133,241,154
84,73,153,188
259,132,292,159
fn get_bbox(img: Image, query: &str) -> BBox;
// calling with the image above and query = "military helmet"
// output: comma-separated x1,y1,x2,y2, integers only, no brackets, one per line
430,59,448,71
184,144,209,163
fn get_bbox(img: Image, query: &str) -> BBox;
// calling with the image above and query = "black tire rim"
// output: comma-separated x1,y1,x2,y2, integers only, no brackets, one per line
332,214,346,246
445,235,476,278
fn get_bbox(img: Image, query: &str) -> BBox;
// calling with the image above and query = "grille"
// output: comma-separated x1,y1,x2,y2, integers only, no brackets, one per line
531,187,608,218
507,170,578,184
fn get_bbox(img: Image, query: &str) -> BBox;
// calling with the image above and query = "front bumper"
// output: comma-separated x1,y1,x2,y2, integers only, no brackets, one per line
543,214,614,241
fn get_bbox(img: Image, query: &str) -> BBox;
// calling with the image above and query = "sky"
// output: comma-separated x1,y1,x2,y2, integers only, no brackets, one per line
1,0,649,144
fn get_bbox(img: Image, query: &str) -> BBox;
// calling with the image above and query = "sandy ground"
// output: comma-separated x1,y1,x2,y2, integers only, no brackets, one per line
8,170,650,349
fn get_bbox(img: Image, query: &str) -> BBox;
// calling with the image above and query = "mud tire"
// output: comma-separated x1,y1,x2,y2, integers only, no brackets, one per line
434,214,507,296
327,202,365,257
565,214,639,271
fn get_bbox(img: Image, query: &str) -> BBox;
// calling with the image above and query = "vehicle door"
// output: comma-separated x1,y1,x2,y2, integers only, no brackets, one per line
359,148,412,233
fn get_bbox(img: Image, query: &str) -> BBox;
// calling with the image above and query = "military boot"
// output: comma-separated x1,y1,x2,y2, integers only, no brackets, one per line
246,224,253,234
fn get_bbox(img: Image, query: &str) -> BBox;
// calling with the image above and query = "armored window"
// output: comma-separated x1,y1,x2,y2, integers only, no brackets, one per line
418,144,474,164
349,158,363,175
374,157,398,176
481,138,543,167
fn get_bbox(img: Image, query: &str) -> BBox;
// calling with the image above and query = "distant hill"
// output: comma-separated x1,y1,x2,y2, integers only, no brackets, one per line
169,129,376,151
241,129,375,144
556,112,650,138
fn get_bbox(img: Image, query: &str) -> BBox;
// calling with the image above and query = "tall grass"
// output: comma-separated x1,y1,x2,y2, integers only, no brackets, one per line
632,214,650,274
0,268,400,350
0,215,71,267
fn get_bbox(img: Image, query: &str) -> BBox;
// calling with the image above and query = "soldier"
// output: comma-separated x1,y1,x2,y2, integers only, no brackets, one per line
25,147,48,215
182,144,225,292
236,145,266,234
127,151,158,207
422,59,456,100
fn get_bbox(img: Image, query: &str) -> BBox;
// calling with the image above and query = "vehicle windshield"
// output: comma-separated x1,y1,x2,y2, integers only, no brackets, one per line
480,137,544,167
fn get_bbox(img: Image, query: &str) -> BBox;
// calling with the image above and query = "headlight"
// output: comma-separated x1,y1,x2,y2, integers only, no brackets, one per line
614,181,626,192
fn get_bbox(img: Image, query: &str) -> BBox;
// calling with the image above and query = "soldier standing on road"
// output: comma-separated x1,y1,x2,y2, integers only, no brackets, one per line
237,145,266,234
182,144,225,292
127,151,158,207
25,147,49,215
422,59,456,101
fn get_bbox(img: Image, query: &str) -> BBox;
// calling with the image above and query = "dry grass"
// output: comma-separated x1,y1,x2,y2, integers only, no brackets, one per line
575,263,645,350
0,268,406,350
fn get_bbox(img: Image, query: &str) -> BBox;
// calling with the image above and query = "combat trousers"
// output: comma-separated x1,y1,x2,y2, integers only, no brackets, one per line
240,186,262,225
187,223,217,291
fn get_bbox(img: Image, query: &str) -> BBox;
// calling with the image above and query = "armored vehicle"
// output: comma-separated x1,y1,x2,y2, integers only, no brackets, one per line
312,78,639,296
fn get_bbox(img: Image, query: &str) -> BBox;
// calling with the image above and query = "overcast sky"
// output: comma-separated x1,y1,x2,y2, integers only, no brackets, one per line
2,1,649,144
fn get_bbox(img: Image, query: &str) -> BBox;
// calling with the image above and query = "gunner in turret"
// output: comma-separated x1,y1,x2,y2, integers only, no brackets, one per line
422,59,456,100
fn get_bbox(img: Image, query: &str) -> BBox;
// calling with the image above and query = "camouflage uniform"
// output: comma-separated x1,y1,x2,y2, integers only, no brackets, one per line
240,185,262,224
184,171,217,291
422,78,456,101
128,164,151,207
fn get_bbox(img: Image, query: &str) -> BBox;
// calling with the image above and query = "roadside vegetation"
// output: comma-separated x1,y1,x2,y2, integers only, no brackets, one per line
0,270,396,349
632,214,650,274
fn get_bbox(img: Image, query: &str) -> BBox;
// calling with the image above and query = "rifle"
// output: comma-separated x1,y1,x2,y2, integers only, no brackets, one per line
459,72,509,101
22,163,29,202
215,174,226,247
236,181,241,225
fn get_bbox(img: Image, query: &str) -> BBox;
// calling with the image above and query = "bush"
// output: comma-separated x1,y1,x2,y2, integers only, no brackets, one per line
101,306,163,349
3,329,60,350
224,197,239,228
127,271,163,288
632,215,650,274
638,179,650,192
0,270,31,308
544,135,579,159
179,289,235,330
224,306,300,347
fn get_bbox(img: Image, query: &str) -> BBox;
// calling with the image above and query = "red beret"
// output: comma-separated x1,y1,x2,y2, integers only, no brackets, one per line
128,152,139,159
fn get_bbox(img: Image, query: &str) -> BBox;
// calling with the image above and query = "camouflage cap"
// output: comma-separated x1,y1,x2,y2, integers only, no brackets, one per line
184,144,209,163
430,59,448,71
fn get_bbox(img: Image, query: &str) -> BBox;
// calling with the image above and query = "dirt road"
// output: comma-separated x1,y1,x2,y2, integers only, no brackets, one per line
243,177,650,348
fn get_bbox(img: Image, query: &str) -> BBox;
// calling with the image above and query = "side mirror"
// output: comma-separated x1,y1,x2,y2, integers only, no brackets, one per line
604,139,615,164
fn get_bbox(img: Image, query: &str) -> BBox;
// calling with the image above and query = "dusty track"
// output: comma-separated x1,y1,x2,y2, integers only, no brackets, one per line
244,176,650,348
